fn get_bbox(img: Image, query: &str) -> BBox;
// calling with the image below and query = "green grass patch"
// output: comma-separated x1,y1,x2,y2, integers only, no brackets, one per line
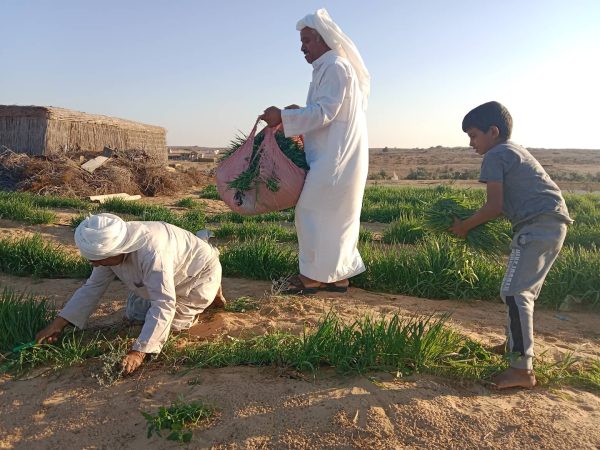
0,191,74,224
354,239,502,300
542,244,600,309
198,185,220,200
74,199,206,234
174,197,200,208
0,234,91,278
1,329,107,374
163,311,599,391
2,304,597,393
207,209,295,224
142,395,215,443
102,198,178,222
0,197,55,224
224,296,261,313
220,239,297,280
214,222,372,244
0,191,94,210
0,288,56,352
382,214,426,244
564,223,600,247
214,222,296,242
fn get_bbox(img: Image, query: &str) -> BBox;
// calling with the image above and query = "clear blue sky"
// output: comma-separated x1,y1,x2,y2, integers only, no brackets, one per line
3,0,599,149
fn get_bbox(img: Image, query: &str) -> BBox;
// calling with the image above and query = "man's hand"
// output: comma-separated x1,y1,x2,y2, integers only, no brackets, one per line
259,106,282,127
121,350,146,375
449,217,470,238
35,316,70,344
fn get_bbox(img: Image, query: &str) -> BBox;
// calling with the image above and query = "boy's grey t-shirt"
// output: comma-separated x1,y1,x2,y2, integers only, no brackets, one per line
480,141,572,227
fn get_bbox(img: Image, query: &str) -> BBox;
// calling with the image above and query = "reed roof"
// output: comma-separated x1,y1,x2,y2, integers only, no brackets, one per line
0,105,165,134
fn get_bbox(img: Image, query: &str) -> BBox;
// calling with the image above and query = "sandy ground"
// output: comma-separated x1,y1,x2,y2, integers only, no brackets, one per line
1,272,599,449
1,170,599,448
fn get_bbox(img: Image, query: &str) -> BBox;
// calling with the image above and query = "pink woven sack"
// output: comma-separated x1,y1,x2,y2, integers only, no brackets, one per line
216,120,307,215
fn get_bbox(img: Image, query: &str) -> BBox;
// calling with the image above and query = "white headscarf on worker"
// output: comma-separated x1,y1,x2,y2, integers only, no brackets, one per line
75,213,149,261
297,8,370,109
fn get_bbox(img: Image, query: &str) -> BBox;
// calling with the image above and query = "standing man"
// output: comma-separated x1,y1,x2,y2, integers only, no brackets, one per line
260,8,370,294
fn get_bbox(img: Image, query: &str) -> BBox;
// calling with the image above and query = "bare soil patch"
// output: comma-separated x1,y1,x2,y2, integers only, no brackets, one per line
1,149,599,448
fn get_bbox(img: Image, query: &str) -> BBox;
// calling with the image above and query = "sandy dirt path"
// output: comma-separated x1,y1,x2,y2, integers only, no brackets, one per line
1,274,599,449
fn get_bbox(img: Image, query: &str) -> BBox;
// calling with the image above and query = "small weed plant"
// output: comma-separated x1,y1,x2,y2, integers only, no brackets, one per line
142,395,215,443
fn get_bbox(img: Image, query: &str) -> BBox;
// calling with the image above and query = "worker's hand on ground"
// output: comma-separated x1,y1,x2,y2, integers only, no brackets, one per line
121,350,146,375
284,104,301,110
448,217,469,238
259,106,282,127
35,316,70,344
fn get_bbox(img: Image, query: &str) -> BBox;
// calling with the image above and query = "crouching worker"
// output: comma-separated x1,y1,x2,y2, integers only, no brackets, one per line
35,213,225,375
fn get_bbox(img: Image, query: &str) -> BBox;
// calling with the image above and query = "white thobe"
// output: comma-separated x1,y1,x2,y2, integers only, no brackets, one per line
59,222,221,353
281,50,369,282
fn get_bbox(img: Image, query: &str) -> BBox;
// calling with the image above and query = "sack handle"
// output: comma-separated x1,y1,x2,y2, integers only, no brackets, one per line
248,118,275,166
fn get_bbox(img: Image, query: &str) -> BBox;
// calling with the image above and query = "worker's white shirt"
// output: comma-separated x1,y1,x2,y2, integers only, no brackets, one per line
281,50,369,282
59,222,219,353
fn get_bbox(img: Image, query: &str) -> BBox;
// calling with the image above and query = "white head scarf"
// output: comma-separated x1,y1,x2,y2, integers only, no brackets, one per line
75,213,148,261
297,8,370,109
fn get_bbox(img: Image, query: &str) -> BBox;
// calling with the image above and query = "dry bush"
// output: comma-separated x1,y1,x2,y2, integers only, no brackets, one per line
0,148,212,198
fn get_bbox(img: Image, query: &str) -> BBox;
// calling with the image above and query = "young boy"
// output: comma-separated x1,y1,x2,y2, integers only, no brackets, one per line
450,101,572,389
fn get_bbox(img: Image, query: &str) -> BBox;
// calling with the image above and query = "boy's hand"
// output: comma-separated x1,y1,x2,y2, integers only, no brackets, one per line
35,316,70,344
121,350,146,375
449,217,469,238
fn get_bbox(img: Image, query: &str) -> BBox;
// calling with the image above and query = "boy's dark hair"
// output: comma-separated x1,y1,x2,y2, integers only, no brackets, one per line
462,101,513,140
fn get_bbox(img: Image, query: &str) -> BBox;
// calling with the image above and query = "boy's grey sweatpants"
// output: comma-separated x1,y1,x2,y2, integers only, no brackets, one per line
500,214,567,370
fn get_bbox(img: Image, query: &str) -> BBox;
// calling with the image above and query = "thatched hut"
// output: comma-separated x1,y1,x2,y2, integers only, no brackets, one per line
0,105,167,162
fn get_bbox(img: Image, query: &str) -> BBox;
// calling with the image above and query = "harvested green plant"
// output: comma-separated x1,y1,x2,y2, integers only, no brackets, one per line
424,197,510,256
142,395,215,443
222,129,308,193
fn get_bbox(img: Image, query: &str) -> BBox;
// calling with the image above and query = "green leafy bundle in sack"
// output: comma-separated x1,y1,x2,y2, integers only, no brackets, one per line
221,128,308,193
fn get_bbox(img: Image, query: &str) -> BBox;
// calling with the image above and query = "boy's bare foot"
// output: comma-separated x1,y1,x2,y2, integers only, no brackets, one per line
491,367,536,390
